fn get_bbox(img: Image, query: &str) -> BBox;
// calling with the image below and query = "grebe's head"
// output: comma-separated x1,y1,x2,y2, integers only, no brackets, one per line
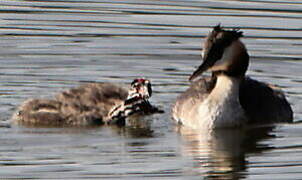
189,25,249,81
108,78,159,124
128,78,152,100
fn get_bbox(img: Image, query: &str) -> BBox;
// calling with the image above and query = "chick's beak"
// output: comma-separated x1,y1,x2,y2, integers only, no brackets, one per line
138,84,150,99
129,79,152,99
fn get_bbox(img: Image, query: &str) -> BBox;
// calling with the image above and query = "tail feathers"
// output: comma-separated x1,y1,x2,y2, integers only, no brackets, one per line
12,99,64,126
12,99,106,126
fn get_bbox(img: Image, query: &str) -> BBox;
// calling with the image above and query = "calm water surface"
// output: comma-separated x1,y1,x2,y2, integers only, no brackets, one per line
0,0,302,179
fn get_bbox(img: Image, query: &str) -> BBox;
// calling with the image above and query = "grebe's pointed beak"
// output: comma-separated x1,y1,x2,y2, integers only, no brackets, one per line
189,58,212,81
189,42,223,81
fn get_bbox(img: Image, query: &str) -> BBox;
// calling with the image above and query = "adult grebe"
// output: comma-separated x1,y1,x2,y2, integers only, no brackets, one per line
12,78,163,126
172,25,293,129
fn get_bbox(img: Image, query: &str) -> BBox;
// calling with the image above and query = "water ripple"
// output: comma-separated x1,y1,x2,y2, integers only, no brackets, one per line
0,0,302,179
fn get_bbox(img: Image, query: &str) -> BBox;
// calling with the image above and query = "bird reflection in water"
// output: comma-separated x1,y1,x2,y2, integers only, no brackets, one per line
177,125,275,179
113,115,155,138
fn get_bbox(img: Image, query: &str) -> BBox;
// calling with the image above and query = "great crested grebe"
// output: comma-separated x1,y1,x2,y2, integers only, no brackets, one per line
12,78,163,126
172,25,293,129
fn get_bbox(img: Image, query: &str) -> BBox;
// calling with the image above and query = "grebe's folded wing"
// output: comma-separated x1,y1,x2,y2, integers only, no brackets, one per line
239,77,293,123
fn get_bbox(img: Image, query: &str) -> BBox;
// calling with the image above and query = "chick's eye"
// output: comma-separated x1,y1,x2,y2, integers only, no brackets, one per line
133,83,141,88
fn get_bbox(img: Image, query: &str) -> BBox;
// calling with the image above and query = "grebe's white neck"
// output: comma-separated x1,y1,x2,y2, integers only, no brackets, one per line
211,75,241,102
195,75,246,129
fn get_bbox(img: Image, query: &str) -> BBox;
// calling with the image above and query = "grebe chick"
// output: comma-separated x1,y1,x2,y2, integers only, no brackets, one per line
12,78,163,126
172,25,293,129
